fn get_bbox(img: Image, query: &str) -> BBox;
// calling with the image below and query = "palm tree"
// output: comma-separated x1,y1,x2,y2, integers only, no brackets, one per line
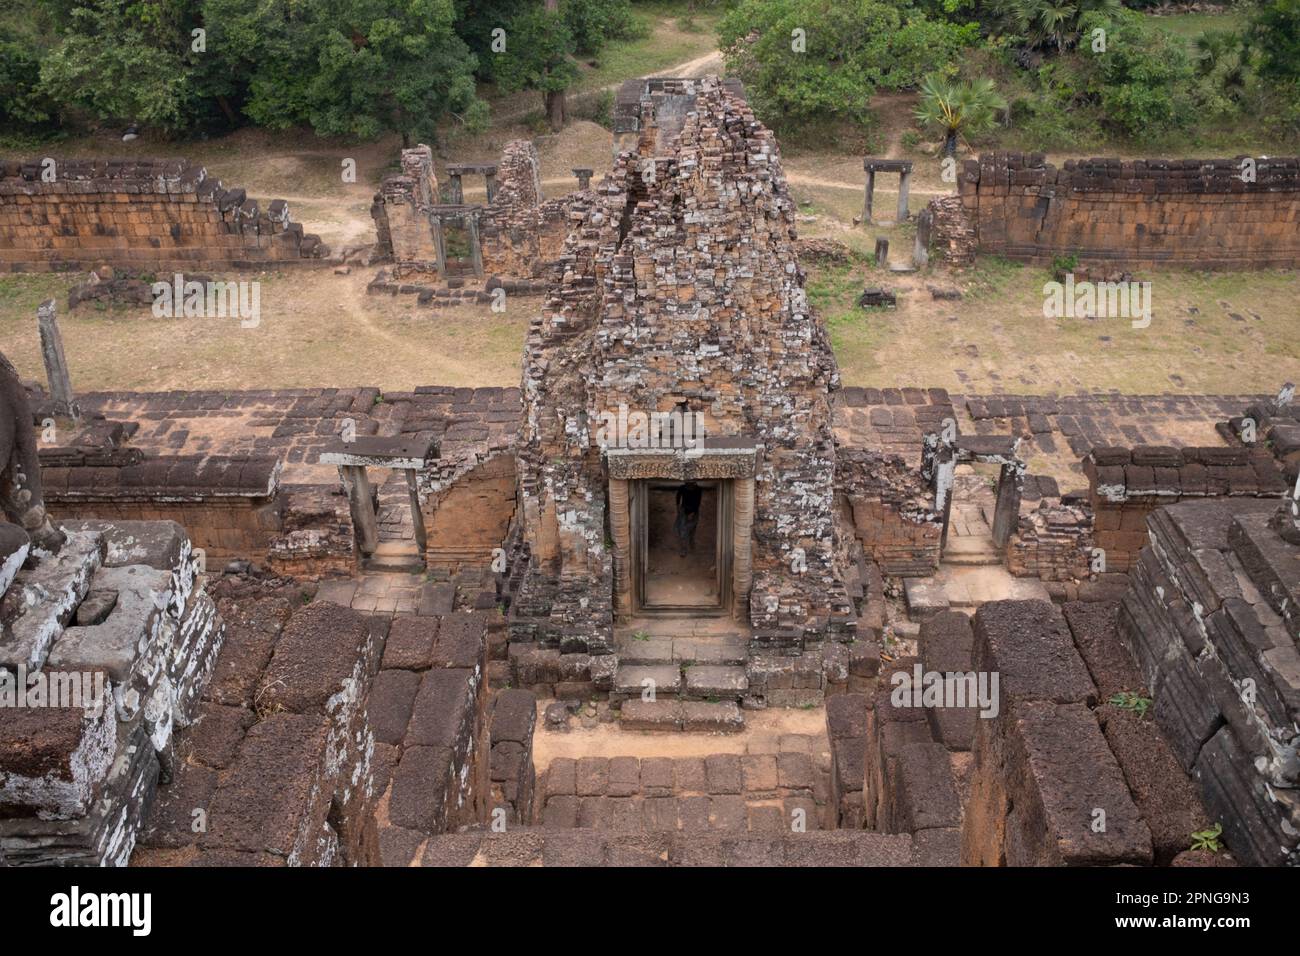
914,76,1008,157
988,0,1122,52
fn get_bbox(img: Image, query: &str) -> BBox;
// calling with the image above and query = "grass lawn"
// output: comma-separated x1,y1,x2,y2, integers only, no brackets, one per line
809,254,1300,394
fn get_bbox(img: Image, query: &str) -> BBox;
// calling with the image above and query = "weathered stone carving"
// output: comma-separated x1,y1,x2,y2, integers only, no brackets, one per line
0,351,64,553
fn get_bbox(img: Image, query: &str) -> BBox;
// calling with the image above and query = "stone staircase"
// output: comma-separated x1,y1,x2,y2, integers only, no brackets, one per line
941,531,1001,567
610,626,751,732
362,539,424,573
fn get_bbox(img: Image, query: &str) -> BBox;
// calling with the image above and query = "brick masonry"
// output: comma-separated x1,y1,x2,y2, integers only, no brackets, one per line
0,158,329,273
949,152,1300,270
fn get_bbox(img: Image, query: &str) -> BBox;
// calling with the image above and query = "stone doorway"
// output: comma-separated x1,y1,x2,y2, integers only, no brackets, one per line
635,479,728,611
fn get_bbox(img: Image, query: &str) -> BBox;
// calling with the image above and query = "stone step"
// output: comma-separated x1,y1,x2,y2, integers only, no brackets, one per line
682,664,748,699
613,663,682,699
363,541,424,573
618,699,745,733
903,577,949,619
615,635,748,666
943,552,1003,567
945,535,998,555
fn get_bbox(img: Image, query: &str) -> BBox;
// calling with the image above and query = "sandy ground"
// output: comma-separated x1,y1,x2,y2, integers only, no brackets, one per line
532,705,828,766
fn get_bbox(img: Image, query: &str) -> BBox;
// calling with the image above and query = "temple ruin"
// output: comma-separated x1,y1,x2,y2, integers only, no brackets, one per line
0,75,1297,870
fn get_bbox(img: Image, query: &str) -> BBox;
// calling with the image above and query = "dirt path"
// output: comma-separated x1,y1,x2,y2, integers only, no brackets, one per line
492,49,724,124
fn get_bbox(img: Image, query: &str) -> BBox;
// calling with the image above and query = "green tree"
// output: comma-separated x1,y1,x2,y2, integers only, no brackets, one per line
0,27,55,130
719,0,974,128
986,0,1122,53
913,74,1007,155
1076,9,1198,135
492,4,580,131
563,0,638,56
38,0,201,133
1250,0,1300,83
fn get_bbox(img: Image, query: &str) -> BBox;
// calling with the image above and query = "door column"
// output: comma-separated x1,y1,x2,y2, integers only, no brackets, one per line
731,477,755,620
608,478,632,622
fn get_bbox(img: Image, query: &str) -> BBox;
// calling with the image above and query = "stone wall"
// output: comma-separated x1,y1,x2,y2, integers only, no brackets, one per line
370,145,441,273
836,447,942,577
1006,477,1092,582
132,590,384,866
961,600,1213,866
1084,444,1287,571
1118,499,1299,866
40,452,287,566
0,520,224,865
371,140,572,284
423,443,517,573
0,158,329,273
950,152,1300,270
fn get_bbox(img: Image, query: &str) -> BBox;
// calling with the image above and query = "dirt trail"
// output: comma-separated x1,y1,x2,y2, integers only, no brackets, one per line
493,49,724,124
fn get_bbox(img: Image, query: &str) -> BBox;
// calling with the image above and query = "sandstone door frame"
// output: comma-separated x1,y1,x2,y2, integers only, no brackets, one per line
320,437,438,570
606,444,758,624
630,477,733,615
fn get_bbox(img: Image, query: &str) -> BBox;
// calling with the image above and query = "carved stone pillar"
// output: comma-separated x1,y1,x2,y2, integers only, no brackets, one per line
732,477,755,620
608,478,632,622
862,170,875,224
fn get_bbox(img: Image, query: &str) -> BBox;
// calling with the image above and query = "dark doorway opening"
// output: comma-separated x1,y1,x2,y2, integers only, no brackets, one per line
633,479,731,613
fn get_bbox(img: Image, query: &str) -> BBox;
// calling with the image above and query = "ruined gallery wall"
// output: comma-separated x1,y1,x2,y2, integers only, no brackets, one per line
1084,444,1287,571
422,452,518,572
954,153,1300,270
41,453,287,566
0,158,329,273
372,140,573,282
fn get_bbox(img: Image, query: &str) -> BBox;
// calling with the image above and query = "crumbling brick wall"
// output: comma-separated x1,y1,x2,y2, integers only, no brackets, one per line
953,152,1300,270
516,75,847,646
422,451,517,572
1084,445,1286,571
1006,475,1092,582
836,446,942,577
0,158,329,273
370,145,440,273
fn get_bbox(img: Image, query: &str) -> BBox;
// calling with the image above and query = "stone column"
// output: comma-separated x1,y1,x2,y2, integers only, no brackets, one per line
448,173,463,205
608,478,632,621
484,172,498,203
339,465,379,556
467,212,484,278
731,477,755,621
405,469,428,553
990,462,1022,550
37,299,78,420
896,170,912,221
874,237,889,267
913,207,932,269
862,170,876,224
573,167,593,190
431,216,447,274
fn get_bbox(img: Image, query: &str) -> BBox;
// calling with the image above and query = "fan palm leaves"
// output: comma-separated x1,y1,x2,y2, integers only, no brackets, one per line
914,75,1008,156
